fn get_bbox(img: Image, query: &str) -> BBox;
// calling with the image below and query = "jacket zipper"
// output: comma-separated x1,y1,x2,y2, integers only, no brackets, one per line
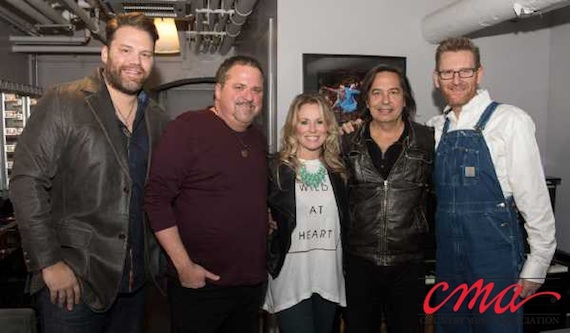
378,136,407,265
381,179,388,265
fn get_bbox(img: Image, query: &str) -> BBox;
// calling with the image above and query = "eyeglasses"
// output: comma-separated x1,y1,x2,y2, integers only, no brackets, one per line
437,68,478,80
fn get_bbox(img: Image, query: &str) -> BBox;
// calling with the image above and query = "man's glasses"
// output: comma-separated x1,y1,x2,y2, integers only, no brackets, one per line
437,68,478,80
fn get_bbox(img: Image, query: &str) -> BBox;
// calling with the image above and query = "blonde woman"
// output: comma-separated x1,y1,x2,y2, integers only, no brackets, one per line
264,93,348,333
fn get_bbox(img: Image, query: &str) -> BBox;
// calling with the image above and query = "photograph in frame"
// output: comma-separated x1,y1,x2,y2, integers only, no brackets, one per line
303,54,406,124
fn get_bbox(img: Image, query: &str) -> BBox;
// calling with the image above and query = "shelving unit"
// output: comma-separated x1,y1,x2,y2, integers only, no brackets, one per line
0,80,42,195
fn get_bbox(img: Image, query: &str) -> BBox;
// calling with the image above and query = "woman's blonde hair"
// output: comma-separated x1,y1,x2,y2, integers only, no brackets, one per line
278,93,346,179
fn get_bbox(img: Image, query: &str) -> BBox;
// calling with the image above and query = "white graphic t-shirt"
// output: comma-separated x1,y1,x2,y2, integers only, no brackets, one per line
264,159,346,313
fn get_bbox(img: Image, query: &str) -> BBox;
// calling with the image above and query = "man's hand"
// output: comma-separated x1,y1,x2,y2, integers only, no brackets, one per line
340,118,363,135
177,263,220,289
42,261,81,311
518,279,542,298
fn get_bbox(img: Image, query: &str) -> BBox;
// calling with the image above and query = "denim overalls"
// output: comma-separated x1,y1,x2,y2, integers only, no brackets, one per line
434,102,524,332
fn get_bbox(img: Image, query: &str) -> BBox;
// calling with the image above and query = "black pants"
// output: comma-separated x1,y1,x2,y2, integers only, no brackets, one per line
345,255,425,333
167,278,264,333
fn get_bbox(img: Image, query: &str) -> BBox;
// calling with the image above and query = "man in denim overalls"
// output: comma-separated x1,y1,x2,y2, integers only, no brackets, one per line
427,37,556,332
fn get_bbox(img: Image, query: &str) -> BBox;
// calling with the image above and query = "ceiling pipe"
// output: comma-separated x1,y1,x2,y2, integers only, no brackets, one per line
10,35,90,45
193,0,205,54
5,0,53,25
218,0,258,55
208,0,221,31
0,5,39,36
56,0,100,33
85,0,113,20
216,0,235,32
422,0,570,43
24,0,68,25
12,45,102,53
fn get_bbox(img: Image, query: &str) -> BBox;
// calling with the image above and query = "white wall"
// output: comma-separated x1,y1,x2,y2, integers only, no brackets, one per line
547,8,570,253
277,0,454,129
276,0,552,140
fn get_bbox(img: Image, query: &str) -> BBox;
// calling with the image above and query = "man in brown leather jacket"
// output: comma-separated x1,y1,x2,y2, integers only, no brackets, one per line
342,64,434,333
9,13,170,333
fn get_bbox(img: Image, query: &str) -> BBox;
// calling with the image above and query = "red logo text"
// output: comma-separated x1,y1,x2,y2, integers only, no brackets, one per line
424,279,561,315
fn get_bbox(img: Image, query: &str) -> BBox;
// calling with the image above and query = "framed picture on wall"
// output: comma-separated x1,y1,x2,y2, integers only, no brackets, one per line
303,54,406,124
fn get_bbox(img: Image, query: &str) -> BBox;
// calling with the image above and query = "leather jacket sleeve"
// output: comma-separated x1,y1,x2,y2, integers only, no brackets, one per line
10,87,68,272
266,158,295,278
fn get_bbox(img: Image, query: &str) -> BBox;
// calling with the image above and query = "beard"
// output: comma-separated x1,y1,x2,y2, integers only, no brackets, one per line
103,57,148,96
440,82,477,110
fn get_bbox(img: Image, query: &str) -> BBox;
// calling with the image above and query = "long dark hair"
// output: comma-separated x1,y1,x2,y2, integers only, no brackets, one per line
358,64,416,121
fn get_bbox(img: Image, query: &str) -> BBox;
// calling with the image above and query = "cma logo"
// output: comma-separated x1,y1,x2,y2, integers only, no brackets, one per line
424,279,561,315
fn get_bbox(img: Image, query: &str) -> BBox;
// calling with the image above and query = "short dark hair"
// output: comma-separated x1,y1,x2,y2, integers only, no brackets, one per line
106,12,159,47
435,37,481,70
359,64,416,121
215,55,265,86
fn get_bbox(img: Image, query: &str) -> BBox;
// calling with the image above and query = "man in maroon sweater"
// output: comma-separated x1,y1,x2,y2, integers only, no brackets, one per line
144,55,268,332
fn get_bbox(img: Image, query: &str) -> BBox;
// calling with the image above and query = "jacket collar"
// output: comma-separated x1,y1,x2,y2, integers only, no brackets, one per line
350,118,417,149
82,68,132,180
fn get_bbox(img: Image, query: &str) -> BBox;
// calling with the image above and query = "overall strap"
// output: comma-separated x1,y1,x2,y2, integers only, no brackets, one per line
474,101,499,132
442,110,452,134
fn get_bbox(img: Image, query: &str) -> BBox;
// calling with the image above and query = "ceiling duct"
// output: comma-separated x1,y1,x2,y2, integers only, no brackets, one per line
0,4,40,36
218,0,258,55
106,0,191,18
422,0,570,43
5,0,53,25
10,35,90,45
2,0,259,55
57,0,100,33
25,0,69,25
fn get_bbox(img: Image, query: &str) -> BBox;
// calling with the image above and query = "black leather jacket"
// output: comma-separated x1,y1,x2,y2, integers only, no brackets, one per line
267,158,349,278
10,68,170,311
343,120,434,266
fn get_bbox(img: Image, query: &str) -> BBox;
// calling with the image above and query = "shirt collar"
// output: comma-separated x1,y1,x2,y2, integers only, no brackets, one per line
444,89,492,123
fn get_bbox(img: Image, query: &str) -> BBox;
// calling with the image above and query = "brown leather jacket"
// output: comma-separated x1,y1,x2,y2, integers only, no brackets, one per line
343,120,434,266
9,68,170,311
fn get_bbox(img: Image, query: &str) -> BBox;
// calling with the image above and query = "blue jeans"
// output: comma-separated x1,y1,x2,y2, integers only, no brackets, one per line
277,293,339,333
36,286,146,333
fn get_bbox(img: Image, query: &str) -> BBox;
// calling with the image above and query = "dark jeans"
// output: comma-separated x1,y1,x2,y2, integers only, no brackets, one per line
36,286,146,333
167,278,264,333
345,255,425,333
277,293,339,333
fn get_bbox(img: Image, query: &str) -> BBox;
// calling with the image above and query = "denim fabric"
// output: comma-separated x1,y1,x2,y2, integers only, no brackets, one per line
36,287,146,333
277,293,339,333
434,102,525,333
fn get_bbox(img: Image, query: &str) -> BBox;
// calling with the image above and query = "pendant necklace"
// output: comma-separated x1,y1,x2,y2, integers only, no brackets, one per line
115,100,137,130
210,106,250,158
234,132,250,158
299,161,326,188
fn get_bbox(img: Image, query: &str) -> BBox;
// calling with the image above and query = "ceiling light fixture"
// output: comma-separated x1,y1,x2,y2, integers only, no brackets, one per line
154,17,180,54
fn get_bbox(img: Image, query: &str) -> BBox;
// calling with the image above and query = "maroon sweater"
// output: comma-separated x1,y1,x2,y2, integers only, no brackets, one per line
144,109,268,286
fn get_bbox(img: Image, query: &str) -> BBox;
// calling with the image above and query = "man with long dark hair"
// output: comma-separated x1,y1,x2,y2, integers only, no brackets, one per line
343,65,434,332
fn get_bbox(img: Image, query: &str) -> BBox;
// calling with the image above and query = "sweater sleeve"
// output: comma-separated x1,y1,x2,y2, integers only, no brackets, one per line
144,117,197,232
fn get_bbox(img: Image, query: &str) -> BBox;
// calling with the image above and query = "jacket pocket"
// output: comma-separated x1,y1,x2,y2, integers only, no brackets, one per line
56,225,92,277
404,148,433,184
